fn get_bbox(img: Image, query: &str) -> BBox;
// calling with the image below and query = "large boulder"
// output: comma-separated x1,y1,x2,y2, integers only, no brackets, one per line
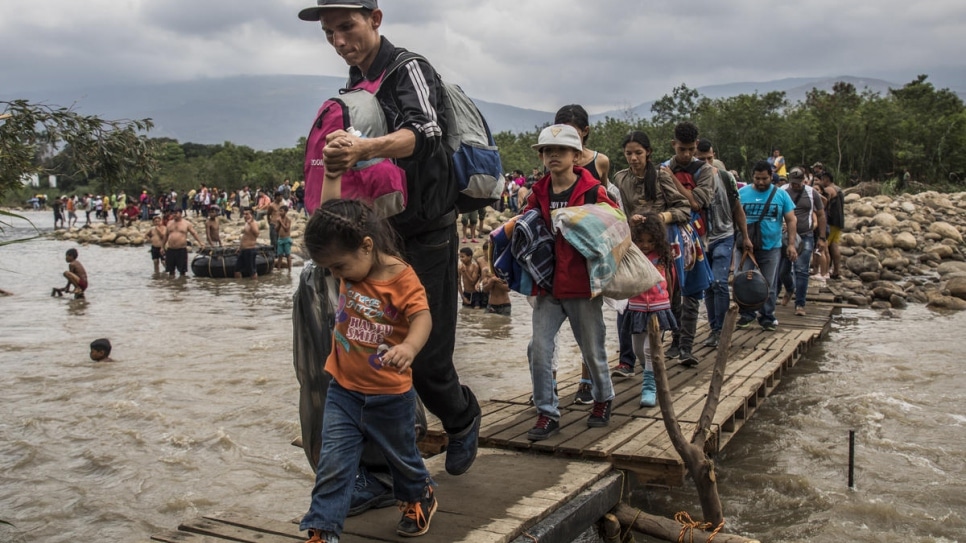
868,231,894,249
894,232,918,251
946,277,966,300
928,222,963,243
937,261,966,276
851,203,877,217
927,293,966,311
927,244,954,259
847,253,882,275
871,213,898,228
841,233,865,247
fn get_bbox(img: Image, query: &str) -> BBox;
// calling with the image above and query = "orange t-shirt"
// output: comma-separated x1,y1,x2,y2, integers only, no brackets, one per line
326,264,429,395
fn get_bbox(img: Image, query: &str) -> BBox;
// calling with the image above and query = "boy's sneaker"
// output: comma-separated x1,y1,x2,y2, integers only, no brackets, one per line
611,363,634,379
795,306,806,316
761,321,777,332
397,486,437,537
348,466,395,516
573,382,594,405
736,316,756,329
587,400,612,427
703,330,720,349
679,350,699,368
665,343,681,359
527,415,560,441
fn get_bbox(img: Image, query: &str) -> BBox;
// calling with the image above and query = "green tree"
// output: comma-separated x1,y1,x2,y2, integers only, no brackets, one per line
1,100,155,198
889,75,966,183
651,84,700,126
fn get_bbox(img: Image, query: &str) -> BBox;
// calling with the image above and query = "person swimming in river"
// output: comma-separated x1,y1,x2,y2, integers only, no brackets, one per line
90,338,113,362
52,248,88,298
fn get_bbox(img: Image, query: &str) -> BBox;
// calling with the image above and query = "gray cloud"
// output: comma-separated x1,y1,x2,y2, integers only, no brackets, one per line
2,0,964,112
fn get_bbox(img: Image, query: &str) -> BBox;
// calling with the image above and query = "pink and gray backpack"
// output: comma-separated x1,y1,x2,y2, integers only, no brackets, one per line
303,72,407,218
303,53,503,217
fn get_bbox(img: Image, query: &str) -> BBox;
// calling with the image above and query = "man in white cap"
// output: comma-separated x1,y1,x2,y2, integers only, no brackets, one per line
295,0,481,530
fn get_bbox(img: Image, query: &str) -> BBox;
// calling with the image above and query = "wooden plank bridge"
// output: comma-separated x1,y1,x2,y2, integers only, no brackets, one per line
144,285,839,543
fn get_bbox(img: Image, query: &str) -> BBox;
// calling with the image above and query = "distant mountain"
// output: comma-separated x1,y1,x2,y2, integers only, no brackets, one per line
5,72,963,150
3,75,552,151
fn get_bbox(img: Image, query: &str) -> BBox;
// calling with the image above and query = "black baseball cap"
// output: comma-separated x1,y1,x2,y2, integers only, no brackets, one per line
298,0,377,21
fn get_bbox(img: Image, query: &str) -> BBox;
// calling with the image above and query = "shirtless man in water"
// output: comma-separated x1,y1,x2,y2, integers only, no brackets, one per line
147,215,167,273
161,209,204,277
235,209,260,279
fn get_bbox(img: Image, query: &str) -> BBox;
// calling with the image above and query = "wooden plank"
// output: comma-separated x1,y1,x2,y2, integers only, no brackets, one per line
582,416,653,457
507,472,623,543
202,514,303,540
179,517,300,542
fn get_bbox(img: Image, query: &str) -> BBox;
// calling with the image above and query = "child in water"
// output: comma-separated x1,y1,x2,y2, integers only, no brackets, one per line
90,338,112,362
299,199,437,543
52,248,87,298
622,213,678,407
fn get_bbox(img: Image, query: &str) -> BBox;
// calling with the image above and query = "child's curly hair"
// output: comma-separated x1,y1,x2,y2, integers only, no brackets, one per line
631,212,672,271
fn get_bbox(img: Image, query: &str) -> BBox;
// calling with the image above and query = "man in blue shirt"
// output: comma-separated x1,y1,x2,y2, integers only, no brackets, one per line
737,161,798,331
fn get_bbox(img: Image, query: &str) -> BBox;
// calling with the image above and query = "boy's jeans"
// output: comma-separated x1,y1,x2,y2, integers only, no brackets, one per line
300,382,433,537
704,235,735,332
529,295,614,420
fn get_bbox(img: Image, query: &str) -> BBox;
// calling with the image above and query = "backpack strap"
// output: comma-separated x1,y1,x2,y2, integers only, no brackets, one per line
748,185,778,225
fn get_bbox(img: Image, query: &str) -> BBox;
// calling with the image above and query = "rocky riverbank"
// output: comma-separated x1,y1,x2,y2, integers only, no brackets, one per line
45,191,966,310
47,211,309,266
834,190,966,310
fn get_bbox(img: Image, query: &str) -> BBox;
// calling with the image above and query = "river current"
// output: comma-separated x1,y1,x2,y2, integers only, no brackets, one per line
1,210,963,542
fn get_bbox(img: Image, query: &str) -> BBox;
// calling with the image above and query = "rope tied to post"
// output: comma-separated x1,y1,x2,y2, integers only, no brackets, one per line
674,511,725,543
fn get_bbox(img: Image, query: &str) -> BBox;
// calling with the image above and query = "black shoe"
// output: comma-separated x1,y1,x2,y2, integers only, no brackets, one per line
397,486,437,537
348,466,395,517
736,316,756,329
587,400,612,427
445,414,480,476
665,343,681,359
573,383,594,405
761,321,777,332
679,350,699,368
527,414,560,441
703,330,720,349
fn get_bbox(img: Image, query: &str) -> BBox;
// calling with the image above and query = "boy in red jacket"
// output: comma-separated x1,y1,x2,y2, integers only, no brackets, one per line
522,124,617,441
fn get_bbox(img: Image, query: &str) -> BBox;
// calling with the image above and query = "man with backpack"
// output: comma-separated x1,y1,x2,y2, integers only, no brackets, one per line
296,0,482,519
662,121,715,366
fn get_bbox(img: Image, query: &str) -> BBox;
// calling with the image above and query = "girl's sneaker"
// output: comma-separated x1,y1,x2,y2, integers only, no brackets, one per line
397,487,437,537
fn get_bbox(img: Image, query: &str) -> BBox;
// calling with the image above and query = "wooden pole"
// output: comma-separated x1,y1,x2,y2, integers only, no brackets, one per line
613,504,760,543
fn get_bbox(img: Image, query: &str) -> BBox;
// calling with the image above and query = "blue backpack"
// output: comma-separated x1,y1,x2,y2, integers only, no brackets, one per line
390,52,505,213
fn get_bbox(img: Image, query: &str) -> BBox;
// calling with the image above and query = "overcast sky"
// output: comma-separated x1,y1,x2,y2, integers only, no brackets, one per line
3,0,964,112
